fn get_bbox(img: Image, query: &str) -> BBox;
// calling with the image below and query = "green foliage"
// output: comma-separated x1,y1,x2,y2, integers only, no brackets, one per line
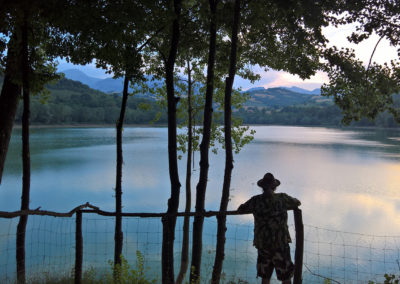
321,0,400,126
106,252,157,284
218,272,250,284
27,253,157,284
342,0,400,54
225,280,249,284
173,74,256,157
368,274,400,284
322,46,400,125
0,2,63,99
28,266,97,284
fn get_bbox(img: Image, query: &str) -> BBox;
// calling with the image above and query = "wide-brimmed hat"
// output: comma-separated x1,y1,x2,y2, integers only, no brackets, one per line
257,173,280,188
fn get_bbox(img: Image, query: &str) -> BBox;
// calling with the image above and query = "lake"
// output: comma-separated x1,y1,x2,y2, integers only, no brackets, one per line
1,126,400,283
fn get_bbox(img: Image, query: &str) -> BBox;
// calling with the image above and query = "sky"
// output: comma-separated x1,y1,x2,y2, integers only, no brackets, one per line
57,23,399,91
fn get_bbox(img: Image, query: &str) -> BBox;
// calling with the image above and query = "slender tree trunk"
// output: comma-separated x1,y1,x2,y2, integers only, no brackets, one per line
176,60,193,284
0,33,22,185
190,0,218,282
162,0,182,283
16,14,30,284
211,1,241,282
114,75,130,275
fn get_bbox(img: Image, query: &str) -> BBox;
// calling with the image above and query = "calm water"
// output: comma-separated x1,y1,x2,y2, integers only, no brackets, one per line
2,126,400,282
2,126,400,235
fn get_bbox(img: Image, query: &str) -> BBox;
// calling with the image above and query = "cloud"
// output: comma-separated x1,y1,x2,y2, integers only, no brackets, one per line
235,67,328,91
323,23,398,65
235,66,327,91
262,70,328,90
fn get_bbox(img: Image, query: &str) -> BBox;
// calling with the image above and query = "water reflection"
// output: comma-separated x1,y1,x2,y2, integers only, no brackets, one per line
232,127,400,236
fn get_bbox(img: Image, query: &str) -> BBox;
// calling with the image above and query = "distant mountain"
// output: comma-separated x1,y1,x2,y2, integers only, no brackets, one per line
283,86,321,95
94,77,126,93
246,86,321,96
246,87,266,92
310,88,321,95
60,69,163,96
61,69,129,93
60,69,102,89
244,87,329,107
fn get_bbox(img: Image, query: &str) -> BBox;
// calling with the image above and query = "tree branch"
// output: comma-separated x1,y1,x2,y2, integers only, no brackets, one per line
366,34,384,78
137,25,166,52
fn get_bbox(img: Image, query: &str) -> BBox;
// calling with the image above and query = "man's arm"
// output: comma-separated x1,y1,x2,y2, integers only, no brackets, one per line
283,193,301,210
237,197,254,213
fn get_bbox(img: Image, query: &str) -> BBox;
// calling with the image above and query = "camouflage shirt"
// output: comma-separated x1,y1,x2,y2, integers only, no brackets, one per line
238,192,300,250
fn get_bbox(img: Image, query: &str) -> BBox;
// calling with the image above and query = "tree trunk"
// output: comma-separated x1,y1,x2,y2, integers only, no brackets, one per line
16,14,30,284
114,75,130,275
0,33,22,185
176,60,193,284
211,1,241,282
162,0,182,283
190,0,218,282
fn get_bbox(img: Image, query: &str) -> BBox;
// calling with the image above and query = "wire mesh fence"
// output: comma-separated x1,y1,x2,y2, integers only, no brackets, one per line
0,211,399,283
302,225,400,284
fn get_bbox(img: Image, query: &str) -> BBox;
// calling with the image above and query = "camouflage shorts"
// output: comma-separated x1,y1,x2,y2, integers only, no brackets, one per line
257,245,294,281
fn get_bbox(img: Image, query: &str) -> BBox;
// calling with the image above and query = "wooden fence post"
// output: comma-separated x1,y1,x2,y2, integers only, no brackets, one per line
75,210,83,284
293,208,304,284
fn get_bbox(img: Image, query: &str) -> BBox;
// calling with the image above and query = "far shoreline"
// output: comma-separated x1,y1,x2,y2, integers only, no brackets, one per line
12,123,400,131
13,123,168,128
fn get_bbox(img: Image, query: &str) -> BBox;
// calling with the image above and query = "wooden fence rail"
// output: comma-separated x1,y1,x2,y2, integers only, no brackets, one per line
0,202,304,284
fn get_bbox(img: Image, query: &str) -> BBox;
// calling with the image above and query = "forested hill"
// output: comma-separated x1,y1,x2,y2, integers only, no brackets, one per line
244,87,327,107
239,87,400,127
14,78,167,125
6,76,400,128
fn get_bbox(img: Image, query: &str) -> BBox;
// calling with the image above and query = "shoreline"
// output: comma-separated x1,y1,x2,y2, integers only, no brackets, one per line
13,123,168,128
12,123,400,131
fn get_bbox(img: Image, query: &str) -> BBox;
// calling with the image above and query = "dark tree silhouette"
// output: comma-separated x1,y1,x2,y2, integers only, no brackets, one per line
212,0,241,282
162,0,182,282
190,0,219,281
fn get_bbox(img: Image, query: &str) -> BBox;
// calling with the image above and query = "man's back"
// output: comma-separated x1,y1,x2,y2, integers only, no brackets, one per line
238,192,300,249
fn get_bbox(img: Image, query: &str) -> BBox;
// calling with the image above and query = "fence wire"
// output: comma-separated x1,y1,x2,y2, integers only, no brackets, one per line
0,215,398,283
302,225,400,284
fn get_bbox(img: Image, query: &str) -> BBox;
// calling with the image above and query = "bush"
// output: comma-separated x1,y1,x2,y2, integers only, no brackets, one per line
106,251,157,284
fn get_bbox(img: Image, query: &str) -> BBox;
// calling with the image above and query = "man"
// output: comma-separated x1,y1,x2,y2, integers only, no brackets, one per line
238,173,301,284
